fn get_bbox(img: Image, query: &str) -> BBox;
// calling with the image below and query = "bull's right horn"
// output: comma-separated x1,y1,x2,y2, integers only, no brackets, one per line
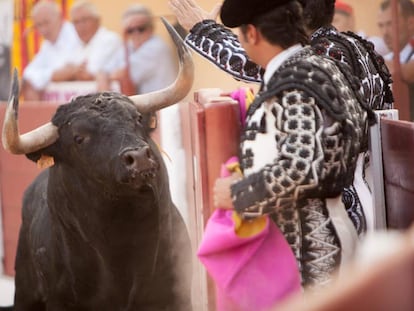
2,69,59,154
129,17,194,113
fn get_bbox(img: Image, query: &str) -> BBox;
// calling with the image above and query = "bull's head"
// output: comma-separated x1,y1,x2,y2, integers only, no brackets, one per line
2,18,194,155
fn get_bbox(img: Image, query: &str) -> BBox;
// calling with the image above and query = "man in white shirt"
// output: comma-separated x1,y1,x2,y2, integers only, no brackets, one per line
53,0,122,81
333,0,389,56
22,0,81,100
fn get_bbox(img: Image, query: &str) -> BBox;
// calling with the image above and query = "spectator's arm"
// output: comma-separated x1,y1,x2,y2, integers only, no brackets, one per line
51,64,78,81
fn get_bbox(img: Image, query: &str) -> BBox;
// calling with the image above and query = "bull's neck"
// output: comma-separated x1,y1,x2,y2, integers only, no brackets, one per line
46,166,160,244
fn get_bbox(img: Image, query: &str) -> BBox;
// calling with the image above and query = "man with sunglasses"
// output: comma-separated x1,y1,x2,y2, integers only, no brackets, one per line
98,4,175,95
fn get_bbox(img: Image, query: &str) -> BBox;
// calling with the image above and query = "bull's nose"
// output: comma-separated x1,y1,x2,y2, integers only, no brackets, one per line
121,147,153,170
118,147,158,184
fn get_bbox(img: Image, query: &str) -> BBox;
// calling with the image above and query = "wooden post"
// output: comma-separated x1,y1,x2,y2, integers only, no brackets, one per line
391,0,411,121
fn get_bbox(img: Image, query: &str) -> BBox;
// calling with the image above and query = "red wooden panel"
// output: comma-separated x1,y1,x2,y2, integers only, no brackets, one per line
0,100,59,276
381,119,414,229
187,89,240,311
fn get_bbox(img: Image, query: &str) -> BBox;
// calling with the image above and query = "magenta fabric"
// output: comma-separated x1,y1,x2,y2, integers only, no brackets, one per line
197,209,301,310
230,88,250,127
197,155,301,310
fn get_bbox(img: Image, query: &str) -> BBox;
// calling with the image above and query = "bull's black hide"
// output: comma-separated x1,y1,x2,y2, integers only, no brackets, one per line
9,93,193,310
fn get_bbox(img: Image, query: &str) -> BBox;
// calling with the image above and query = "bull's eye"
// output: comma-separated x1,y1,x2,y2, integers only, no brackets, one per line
74,135,85,145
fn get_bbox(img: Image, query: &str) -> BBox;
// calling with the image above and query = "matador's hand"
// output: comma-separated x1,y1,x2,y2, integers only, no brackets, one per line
213,171,242,209
168,0,221,32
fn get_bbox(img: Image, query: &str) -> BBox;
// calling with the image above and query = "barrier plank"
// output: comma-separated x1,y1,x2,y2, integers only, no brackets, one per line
381,119,414,229
0,101,59,276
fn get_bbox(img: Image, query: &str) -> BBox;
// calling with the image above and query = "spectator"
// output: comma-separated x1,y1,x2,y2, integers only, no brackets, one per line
378,0,414,120
98,4,176,94
21,0,81,100
333,1,390,56
52,0,122,81
333,1,355,32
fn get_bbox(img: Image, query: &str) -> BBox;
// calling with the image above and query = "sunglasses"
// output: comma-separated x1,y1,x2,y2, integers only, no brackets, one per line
125,25,148,35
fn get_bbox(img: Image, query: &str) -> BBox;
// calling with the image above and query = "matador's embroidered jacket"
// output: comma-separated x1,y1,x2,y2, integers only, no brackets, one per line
186,21,389,235
227,45,369,287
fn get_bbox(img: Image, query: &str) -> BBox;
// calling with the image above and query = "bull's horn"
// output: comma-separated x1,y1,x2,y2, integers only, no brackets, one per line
2,69,59,154
129,17,194,113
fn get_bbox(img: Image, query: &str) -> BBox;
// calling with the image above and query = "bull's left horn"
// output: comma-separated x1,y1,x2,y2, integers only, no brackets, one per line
2,69,59,154
129,17,194,113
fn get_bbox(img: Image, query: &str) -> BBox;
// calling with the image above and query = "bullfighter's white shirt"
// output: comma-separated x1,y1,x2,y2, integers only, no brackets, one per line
68,27,122,75
263,44,302,87
103,35,176,94
22,22,81,90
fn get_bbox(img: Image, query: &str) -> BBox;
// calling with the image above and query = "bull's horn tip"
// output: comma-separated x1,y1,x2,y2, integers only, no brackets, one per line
11,68,20,101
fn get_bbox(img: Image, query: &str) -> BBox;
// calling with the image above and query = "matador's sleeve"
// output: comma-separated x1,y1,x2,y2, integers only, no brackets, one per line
186,20,264,83
230,90,331,219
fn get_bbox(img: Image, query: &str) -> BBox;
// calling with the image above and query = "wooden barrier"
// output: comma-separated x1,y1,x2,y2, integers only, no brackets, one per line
381,119,414,229
186,89,240,311
369,109,399,229
0,100,60,276
43,81,120,102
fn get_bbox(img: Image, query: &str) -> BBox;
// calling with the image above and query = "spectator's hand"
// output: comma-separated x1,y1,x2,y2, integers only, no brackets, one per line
168,0,221,32
51,64,79,82
110,67,128,81
74,62,94,81
213,171,242,209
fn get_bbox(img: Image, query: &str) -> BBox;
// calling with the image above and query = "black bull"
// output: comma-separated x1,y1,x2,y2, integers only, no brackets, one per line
1,19,194,311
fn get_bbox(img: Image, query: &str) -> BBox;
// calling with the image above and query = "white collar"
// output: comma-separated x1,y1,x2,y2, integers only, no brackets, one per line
263,44,303,86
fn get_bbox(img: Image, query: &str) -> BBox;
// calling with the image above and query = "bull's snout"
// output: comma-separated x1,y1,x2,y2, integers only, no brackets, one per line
121,147,158,180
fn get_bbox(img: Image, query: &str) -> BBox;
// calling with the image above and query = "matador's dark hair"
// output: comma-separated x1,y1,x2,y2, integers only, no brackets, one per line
241,1,309,49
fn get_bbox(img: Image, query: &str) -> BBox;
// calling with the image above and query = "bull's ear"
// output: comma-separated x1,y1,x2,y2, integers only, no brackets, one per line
148,113,157,130
26,148,55,168
36,154,55,169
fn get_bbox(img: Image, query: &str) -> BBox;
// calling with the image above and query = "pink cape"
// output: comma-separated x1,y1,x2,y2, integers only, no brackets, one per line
197,209,301,310
197,97,301,311
197,158,301,311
